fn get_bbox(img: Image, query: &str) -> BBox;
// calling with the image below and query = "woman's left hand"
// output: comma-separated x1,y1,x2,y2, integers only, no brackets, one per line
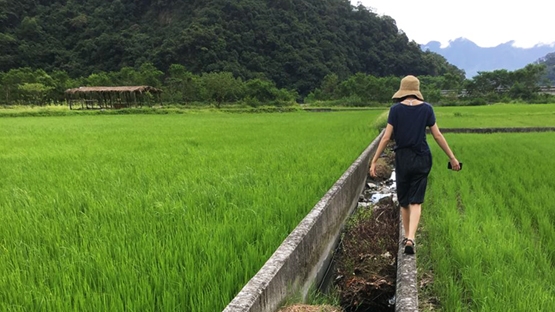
370,162,377,177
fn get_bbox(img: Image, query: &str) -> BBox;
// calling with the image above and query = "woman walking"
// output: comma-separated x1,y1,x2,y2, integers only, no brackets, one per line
370,75,461,254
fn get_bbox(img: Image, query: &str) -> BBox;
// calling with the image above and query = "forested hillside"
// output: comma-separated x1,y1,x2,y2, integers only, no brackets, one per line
0,0,462,95
536,52,555,83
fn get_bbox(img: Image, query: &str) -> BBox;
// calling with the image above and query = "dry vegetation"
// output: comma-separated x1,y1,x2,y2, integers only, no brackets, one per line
332,195,398,312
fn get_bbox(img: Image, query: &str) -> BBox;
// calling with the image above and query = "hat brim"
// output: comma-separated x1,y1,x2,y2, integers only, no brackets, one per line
392,90,424,101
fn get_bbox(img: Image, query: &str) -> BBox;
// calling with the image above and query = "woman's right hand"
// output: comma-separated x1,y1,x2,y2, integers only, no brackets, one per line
449,158,461,171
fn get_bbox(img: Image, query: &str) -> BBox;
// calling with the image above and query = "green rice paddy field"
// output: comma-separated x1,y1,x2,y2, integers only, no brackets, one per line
425,132,555,311
435,103,555,128
1,103,555,311
0,110,381,311
424,103,555,311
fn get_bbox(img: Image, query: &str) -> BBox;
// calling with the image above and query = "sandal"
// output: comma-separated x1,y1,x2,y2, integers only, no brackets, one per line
403,238,416,255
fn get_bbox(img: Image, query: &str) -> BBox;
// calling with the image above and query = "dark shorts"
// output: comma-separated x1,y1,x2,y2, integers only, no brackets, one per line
395,148,432,208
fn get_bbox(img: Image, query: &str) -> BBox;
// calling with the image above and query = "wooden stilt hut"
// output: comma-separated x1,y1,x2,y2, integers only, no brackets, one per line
65,86,162,110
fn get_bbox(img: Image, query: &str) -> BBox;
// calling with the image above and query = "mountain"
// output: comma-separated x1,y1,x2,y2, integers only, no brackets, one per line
536,52,555,83
421,38,555,78
0,0,463,95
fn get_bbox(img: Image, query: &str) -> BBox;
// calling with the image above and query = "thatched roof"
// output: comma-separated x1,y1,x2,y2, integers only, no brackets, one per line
65,86,162,94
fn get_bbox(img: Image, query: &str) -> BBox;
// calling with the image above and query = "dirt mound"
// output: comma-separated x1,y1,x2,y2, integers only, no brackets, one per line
370,158,392,181
369,141,395,181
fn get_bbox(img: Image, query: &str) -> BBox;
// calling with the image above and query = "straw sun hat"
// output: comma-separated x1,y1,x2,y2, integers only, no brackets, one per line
392,75,424,101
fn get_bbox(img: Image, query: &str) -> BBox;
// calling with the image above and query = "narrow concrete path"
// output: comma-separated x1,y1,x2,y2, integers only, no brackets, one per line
395,221,418,311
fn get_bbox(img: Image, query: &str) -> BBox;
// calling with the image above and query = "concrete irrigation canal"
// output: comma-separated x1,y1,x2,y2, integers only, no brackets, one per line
223,130,418,312
224,127,555,312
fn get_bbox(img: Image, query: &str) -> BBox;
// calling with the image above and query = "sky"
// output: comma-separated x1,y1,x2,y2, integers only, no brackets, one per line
351,0,555,48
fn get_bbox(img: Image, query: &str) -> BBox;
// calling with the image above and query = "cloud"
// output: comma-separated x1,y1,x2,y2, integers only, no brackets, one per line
354,0,555,48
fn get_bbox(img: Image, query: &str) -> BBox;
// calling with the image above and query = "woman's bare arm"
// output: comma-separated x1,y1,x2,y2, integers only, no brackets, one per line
370,124,393,177
430,123,461,171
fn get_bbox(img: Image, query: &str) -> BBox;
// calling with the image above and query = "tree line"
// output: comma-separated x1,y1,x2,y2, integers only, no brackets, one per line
0,63,297,107
306,63,554,106
1,63,552,107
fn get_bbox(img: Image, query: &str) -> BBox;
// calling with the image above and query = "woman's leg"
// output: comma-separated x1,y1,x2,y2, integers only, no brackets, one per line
401,206,410,238
401,203,421,241
407,203,421,241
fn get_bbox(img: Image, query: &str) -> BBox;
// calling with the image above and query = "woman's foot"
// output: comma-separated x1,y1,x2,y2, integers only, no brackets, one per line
403,238,415,255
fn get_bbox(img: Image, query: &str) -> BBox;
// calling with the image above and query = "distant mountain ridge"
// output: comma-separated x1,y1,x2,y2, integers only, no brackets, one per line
421,38,555,78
